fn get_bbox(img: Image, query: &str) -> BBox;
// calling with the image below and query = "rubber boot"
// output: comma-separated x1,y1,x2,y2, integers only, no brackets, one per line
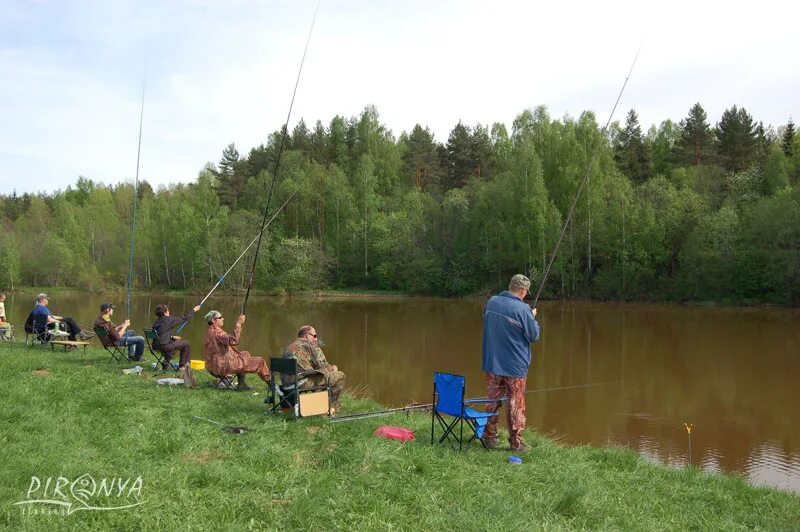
236,373,252,391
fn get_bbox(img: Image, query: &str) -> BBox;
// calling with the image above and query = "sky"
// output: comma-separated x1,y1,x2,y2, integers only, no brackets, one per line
1,0,798,194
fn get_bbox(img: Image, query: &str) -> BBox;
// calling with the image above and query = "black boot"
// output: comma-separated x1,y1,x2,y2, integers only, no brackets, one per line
236,373,252,391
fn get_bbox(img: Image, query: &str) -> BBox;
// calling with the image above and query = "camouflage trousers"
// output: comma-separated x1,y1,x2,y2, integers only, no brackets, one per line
483,373,527,449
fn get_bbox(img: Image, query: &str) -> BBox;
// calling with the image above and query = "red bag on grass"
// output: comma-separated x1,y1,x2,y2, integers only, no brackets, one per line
373,425,415,441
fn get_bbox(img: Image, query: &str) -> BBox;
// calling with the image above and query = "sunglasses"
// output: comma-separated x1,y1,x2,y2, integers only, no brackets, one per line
309,333,318,338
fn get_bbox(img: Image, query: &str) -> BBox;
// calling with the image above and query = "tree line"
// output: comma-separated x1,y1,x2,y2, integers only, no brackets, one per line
1,103,798,304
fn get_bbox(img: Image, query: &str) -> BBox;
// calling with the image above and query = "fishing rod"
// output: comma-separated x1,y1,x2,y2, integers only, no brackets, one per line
330,380,623,423
530,48,641,308
174,186,301,333
242,1,320,316
127,67,146,319
328,403,431,423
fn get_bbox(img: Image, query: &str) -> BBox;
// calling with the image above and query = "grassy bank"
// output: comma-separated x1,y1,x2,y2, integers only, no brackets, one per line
0,343,798,530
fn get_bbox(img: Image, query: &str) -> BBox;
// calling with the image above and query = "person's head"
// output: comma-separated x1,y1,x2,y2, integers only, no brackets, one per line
155,304,170,317
508,274,531,299
297,325,318,342
204,310,223,326
100,302,114,316
36,293,50,305
0,293,5,302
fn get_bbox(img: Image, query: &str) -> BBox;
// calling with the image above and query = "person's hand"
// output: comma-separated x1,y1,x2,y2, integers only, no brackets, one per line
532,307,538,318
171,335,182,341
193,305,200,312
237,314,246,325
124,319,131,326
331,365,338,372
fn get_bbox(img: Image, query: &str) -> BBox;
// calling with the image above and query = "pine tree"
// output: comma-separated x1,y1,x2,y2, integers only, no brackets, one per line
444,121,473,189
675,103,714,166
402,124,442,190
613,109,650,183
715,106,757,172
782,119,795,157
214,143,243,208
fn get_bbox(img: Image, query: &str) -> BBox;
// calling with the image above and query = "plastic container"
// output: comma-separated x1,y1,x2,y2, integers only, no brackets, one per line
508,455,523,465
190,359,205,371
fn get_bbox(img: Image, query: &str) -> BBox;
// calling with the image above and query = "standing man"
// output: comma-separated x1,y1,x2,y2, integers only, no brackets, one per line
481,274,541,452
283,325,346,413
93,303,145,361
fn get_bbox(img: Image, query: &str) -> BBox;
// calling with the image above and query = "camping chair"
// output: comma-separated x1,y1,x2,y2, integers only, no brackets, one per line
204,364,237,391
143,328,171,370
265,357,330,418
431,372,505,450
0,323,14,341
26,312,68,347
93,326,128,363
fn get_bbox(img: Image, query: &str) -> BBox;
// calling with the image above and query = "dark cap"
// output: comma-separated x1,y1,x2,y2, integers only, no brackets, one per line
100,302,115,312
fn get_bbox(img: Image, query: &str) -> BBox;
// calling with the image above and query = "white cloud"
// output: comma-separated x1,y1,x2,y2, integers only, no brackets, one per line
1,0,798,193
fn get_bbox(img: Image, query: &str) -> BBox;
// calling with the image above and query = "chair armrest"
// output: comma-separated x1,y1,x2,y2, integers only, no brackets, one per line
298,369,325,378
465,397,508,404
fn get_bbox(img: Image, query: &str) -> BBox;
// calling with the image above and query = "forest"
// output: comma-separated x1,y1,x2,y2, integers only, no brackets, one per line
1,103,798,304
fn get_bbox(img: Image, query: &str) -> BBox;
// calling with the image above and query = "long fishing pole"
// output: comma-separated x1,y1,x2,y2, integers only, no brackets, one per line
330,380,623,423
328,403,431,423
242,1,320,316
127,67,146,319
531,48,641,308
174,186,301,333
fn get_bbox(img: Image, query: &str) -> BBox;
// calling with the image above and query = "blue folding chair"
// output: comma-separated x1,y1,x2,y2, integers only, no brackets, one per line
431,372,505,450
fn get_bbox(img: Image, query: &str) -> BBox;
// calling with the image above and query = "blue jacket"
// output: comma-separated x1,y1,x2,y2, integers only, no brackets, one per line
481,291,540,377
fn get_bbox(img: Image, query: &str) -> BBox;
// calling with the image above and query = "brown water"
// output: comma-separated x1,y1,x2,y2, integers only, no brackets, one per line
4,293,799,492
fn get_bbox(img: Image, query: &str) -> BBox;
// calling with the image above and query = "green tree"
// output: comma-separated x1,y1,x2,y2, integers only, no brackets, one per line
715,105,757,172
400,124,442,190
674,103,714,166
215,143,244,208
781,118,795,157
613,109,650,183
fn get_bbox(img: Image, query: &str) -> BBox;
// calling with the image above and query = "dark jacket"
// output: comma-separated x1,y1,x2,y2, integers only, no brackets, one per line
152,310,195,348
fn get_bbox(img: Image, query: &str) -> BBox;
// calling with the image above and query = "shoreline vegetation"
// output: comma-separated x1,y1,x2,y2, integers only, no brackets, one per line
2,104,799,308
0,343,798,529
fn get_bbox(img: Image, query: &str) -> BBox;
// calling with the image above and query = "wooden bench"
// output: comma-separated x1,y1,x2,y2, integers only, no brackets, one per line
50,340,91,354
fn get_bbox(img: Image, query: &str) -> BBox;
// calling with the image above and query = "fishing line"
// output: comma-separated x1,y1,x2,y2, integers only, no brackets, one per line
127,64,146,319
531,47,641,308
329,380,623,423
242,0,321,315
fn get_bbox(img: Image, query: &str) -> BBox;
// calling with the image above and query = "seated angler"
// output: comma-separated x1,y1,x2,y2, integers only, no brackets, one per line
283,325,346,412
30,293,87,341
93,302,146,361
203,311,269,391
151,304,200,373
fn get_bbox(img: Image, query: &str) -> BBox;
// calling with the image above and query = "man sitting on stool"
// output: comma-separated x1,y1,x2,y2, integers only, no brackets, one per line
93,302,145,361
283,325,346,413
151,304,200,372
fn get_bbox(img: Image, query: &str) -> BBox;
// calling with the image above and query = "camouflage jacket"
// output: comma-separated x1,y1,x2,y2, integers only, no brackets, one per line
282,338,332,383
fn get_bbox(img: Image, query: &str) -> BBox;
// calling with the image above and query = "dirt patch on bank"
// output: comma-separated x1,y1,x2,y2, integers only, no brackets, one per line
32,368,51,377
181,450,227,464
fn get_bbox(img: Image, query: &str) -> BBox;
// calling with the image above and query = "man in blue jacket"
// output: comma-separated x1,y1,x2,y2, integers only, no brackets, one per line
482,274,541,451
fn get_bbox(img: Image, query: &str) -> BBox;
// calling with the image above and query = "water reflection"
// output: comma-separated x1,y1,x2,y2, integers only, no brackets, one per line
3,293,799,492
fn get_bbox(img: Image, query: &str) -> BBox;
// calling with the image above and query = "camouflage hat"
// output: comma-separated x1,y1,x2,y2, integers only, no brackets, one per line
509,274,531,292
204,310,222,324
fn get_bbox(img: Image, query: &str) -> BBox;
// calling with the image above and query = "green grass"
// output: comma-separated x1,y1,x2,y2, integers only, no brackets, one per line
1,342,798,530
